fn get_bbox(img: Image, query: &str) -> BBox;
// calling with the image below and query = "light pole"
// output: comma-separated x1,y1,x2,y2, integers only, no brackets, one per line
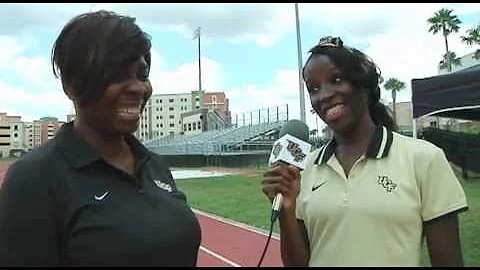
295,3,306,123
193,27,202,92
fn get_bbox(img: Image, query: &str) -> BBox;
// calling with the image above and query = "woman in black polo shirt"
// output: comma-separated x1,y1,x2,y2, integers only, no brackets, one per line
0,10,201,266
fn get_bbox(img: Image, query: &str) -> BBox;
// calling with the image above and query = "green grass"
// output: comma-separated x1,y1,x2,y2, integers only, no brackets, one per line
0,157,17,164
177,174,279,233
176,169,480,267
418,175,480,266
461,178,480,265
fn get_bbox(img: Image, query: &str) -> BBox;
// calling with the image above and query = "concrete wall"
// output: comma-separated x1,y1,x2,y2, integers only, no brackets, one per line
159,153,270,168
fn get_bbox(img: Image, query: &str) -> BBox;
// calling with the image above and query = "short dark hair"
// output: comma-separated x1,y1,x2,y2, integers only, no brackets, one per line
302,36,397,131
52,10,152,106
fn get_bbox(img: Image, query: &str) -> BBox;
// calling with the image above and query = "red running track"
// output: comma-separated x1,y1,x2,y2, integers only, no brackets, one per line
195,209,282,267
0,162,283,267
0,162,9,188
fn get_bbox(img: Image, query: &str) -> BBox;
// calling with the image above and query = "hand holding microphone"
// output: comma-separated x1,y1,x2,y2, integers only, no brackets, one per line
258,120,311,267
263,164,301,215
261,120,311,222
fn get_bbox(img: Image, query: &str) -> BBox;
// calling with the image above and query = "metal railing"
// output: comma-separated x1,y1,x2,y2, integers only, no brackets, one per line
144,121,286,155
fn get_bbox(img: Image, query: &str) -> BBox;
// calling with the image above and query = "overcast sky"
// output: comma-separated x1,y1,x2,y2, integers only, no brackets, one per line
1,3,479,131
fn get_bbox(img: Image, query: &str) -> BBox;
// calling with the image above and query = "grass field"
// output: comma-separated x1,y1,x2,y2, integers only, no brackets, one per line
176,169,480,267
0,158,16,164
177,174,278,233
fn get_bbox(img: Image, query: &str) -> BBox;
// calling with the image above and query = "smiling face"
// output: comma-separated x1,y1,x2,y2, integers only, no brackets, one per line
75,56,152,135
303,54,370,133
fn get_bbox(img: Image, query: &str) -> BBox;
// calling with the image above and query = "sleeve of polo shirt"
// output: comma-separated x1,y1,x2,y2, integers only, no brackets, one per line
0,159,61,266
420,148,468,222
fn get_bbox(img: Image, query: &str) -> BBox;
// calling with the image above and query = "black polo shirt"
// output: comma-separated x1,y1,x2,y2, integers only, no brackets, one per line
0,122,202,266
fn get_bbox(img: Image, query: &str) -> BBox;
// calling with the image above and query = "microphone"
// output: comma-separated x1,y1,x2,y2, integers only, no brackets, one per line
268,119,311,222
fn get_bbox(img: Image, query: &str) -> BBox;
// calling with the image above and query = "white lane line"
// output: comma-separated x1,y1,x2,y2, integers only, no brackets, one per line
200,245,242,267
193,208,280,240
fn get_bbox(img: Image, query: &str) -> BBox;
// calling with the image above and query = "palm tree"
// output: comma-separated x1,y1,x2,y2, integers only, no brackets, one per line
383,78,406,124
427,8,462,72
439,51,462,70
461,23,480,59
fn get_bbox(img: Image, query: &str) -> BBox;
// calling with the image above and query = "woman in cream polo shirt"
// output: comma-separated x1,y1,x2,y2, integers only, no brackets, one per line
261,36,468,267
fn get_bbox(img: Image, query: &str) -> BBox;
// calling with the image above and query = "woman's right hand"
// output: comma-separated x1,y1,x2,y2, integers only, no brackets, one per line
261,163,301,212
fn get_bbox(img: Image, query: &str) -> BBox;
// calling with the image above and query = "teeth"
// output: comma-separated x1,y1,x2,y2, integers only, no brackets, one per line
327,104,343,112
118,107,141,114
326,105,344,117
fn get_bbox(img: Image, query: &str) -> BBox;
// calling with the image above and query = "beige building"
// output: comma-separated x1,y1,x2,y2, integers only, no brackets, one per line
0,113,67,156
0,113,11,157
181,108,230,136
181,110,204,136
0,113,24,157
24,122,34,150
203,92,231,124
33,117,64,148
389,102,436,133
135,90,231,141
390,101,478,134
9,118,24,150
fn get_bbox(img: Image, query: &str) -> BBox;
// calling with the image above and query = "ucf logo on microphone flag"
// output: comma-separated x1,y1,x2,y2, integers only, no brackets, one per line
268,133,311,170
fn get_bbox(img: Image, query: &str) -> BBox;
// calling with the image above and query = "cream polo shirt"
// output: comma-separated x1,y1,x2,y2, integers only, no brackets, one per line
295,126,468,267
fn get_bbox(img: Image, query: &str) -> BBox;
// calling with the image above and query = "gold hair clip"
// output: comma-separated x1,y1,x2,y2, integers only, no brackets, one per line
317,36,343,48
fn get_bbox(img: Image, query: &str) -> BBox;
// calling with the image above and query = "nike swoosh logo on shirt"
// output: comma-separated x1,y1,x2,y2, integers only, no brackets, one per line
94,191,110,201
311,182,327,192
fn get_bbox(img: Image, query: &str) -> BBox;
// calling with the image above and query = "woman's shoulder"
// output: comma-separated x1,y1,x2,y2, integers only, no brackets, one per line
391,131,444,157
5,141,59,179
1,141,63,197
146,151,173,172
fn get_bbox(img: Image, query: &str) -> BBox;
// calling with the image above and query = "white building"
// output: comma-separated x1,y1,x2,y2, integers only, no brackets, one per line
136,92,194,141
438,51,480,75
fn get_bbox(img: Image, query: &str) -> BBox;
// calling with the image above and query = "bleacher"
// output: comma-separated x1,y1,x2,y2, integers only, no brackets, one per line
143,121,286,156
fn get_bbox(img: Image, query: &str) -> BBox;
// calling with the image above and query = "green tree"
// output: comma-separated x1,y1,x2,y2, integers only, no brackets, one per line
383,78,406,124
379,75,384,85
439,51,462,70
427,8,462,72
461,23,480,59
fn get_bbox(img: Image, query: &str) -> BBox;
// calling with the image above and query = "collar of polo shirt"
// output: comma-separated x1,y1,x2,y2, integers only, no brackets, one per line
314,125,394,165
55,121,152,169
